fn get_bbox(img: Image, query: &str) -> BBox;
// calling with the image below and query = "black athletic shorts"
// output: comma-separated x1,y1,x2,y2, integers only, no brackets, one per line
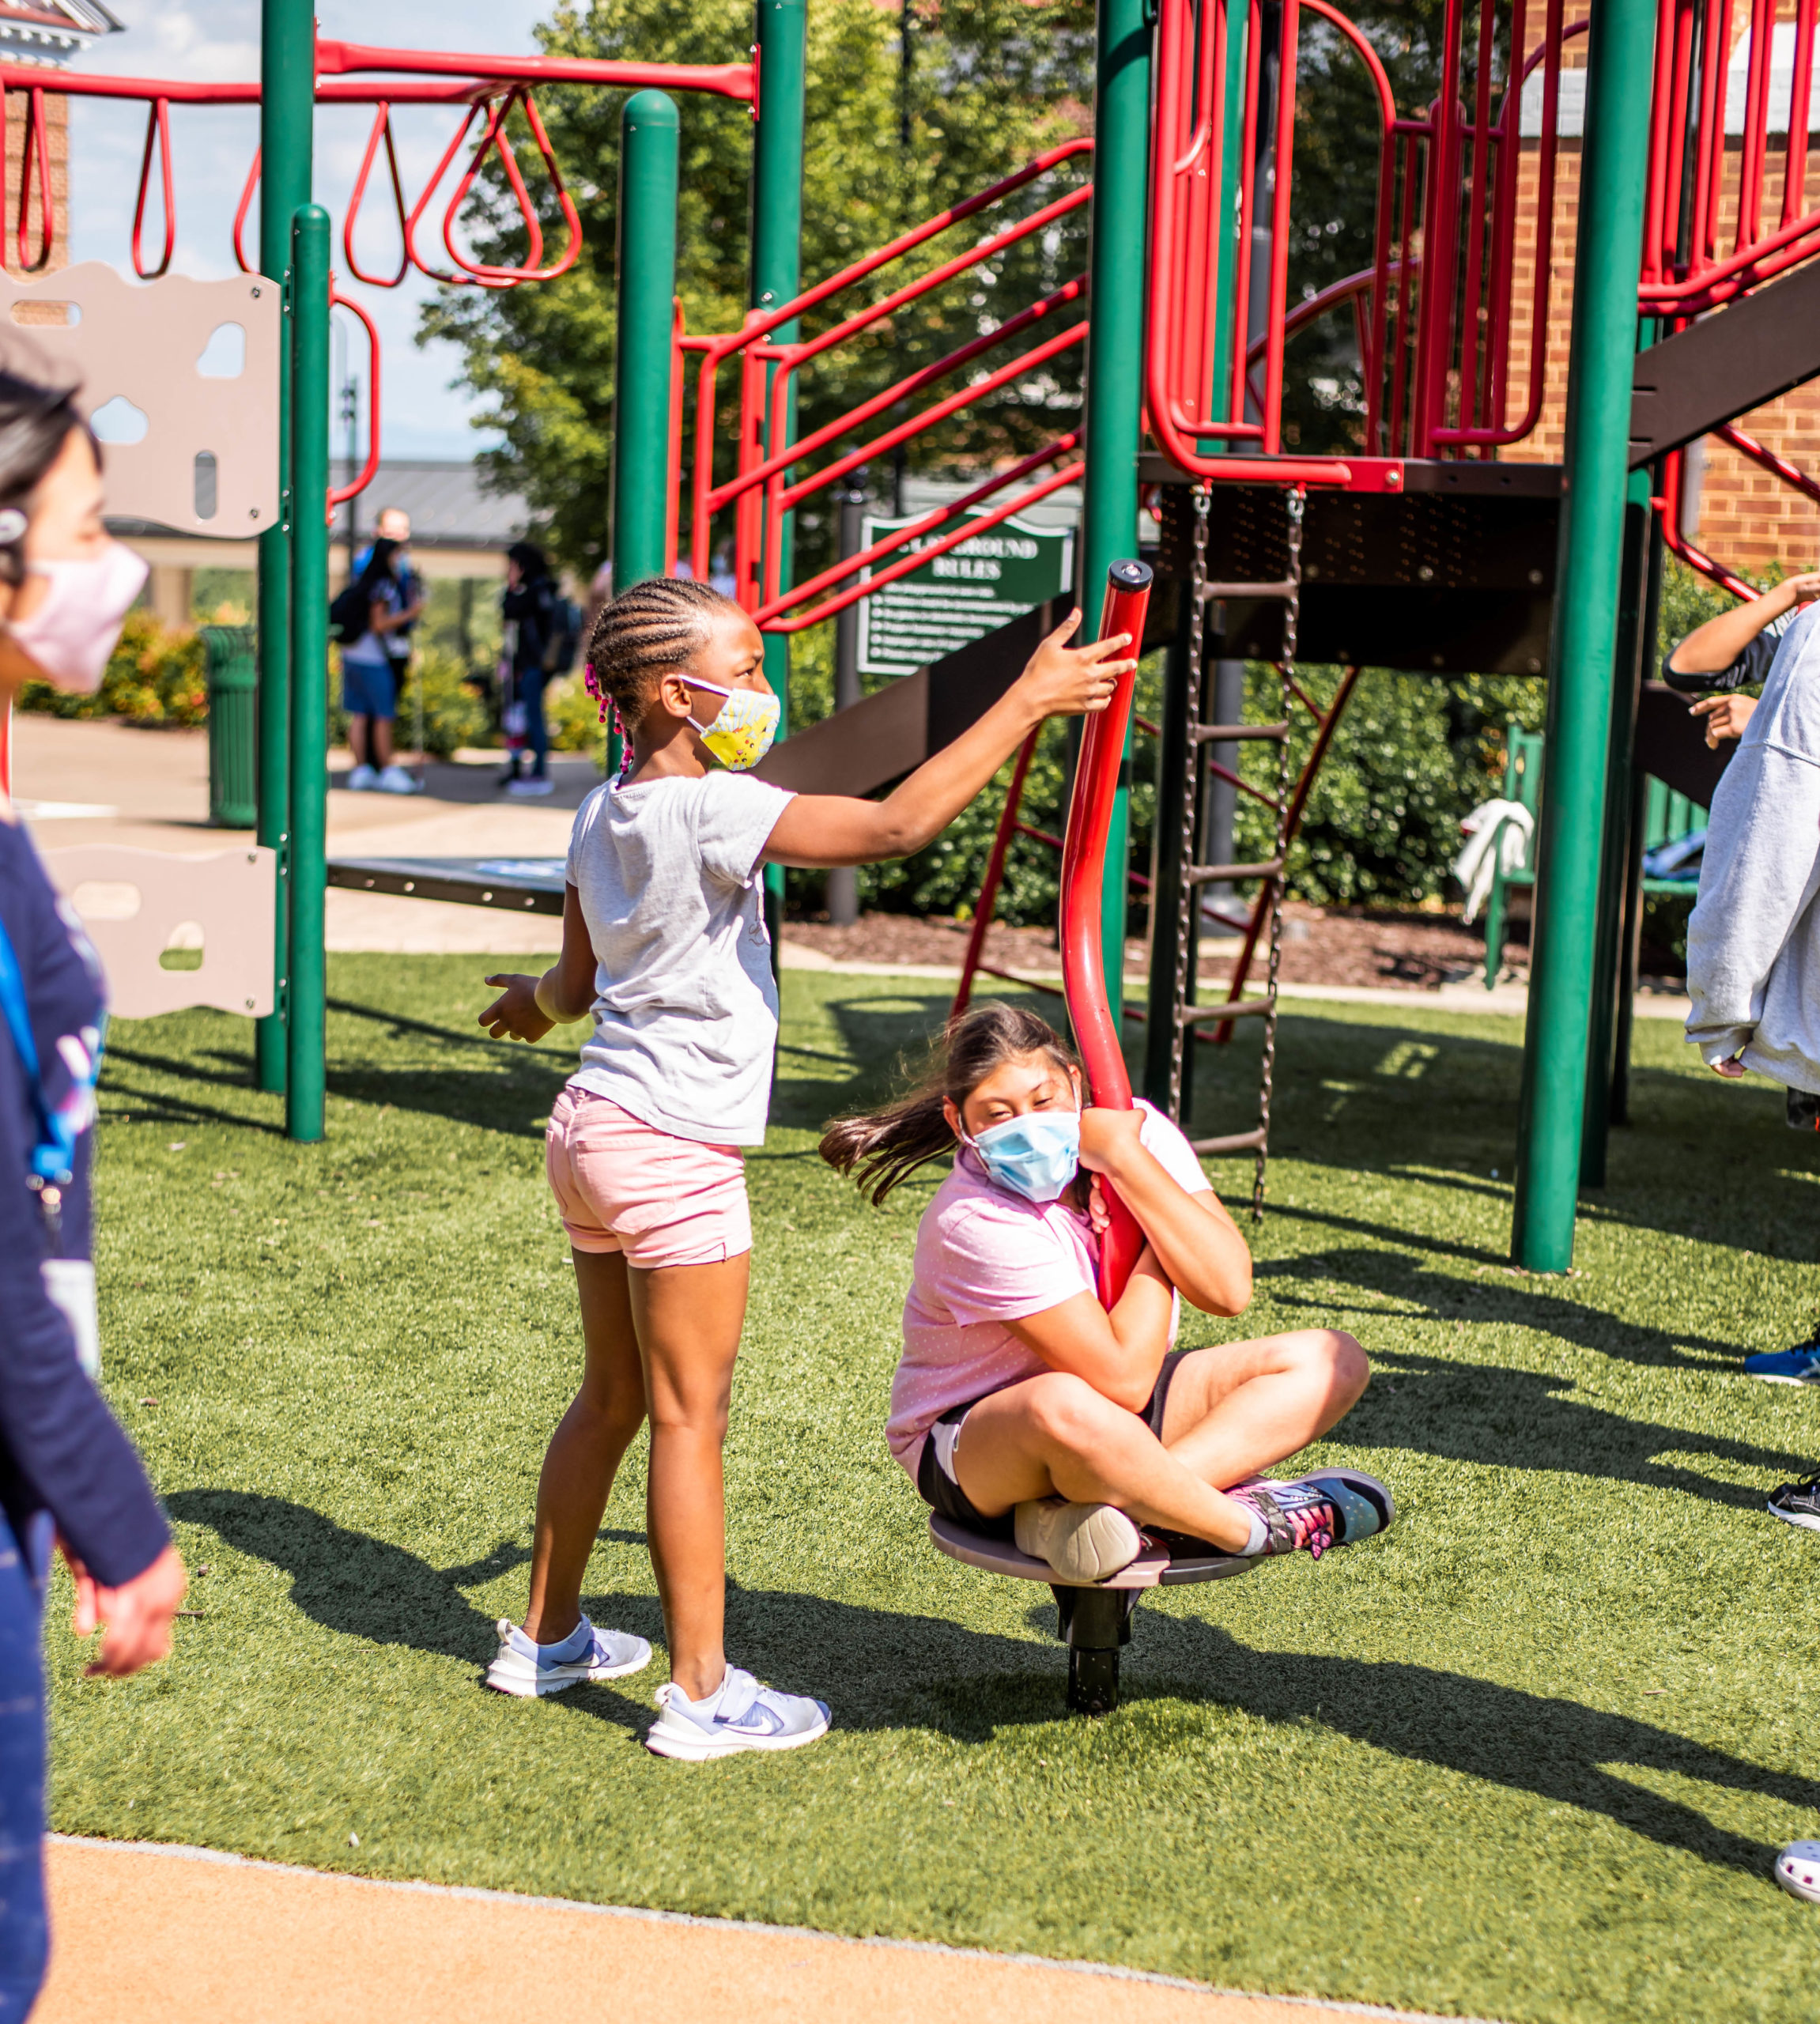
914,1348,1190,1540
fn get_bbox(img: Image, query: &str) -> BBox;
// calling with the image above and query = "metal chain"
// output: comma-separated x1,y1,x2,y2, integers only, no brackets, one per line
1254,485,1303,1222
1168,481,1211,1123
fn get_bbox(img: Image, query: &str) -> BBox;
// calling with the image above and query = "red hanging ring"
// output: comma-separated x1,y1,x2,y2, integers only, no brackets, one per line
344,103,411,288
16,87,55,274
327,284,382,519
442,85,581,285
232,145,260,274
130,96,176,281
402,102,486,287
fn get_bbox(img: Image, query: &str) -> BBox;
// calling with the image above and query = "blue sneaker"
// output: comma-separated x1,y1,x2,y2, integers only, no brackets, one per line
1745,1338,1820,1385
1234,1469,1395,1559
484,1614,651,1697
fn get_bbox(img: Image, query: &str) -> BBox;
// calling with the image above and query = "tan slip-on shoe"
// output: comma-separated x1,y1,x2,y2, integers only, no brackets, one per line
1013,1497,1143,1583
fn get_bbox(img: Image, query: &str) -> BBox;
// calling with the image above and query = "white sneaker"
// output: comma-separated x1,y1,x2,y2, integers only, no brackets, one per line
644,1664,830,1760
376,765,424,795
483,1615,651,1697
1014,1496,1142,1583
344,764,378,792
1778,1841,1820,1901
506,775,555,798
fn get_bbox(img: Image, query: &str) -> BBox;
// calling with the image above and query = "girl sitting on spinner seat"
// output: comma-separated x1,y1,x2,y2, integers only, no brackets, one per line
821,1001,1391,1584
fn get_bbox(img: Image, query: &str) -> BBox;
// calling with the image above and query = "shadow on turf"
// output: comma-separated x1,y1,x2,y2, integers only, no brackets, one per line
1259,1241,1746,1374
171,1488,1807,1875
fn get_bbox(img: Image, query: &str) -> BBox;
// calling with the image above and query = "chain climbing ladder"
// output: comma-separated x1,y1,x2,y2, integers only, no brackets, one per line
1165,485,1302,1220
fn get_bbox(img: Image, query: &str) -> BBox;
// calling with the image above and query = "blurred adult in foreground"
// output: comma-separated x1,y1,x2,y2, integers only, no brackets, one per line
0,344,184,2015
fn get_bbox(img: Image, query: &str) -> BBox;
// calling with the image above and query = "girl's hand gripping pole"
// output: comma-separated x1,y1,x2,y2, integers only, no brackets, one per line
1059,559,1153,1309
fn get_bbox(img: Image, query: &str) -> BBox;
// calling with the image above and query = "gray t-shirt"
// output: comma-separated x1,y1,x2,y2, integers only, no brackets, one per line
1686,602,1820,1092
565,770,795,1144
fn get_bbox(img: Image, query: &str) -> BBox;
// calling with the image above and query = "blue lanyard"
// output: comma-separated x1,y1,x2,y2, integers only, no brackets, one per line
0,910,87,1190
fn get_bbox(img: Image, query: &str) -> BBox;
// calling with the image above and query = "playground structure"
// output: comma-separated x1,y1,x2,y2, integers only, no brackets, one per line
9,0,1820,1277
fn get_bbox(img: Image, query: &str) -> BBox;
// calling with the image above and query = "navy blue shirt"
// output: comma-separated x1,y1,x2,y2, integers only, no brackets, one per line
0,819,167,1586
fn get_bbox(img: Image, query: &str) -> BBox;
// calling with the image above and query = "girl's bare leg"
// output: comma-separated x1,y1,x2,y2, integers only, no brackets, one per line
626,1252,750,1701
953,1373,1259,1552
1159,1329,1367,1490
522,1249,648,1645
950,1331,1366,1556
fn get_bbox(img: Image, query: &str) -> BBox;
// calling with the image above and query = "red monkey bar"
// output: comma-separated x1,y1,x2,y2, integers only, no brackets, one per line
1059,561,1154,1311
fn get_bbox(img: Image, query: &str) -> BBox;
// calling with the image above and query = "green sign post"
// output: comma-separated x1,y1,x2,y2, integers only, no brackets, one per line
856,512,1074,678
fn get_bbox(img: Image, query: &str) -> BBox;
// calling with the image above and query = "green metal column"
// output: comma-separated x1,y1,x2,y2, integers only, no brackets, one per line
751,0,806,945
1510,0,1656,1271
1580,478,1651,1186
611,91,678,592
1081,0,1152,1029
255,0,313,1095
285,205,330,1143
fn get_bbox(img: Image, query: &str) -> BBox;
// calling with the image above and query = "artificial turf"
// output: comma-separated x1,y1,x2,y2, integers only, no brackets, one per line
53,954,1820,2023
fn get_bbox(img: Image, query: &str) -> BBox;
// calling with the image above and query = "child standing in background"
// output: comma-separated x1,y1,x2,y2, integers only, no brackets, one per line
478,577,1131,1758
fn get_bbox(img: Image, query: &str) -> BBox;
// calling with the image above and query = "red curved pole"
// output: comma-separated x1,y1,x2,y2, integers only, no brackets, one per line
130,96,176,280
1059,561,1153,1310
344,104,411,289
232,147,260,274
327,287,382,516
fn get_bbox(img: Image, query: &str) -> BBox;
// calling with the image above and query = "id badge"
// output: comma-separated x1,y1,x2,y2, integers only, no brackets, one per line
41,1259,99,1378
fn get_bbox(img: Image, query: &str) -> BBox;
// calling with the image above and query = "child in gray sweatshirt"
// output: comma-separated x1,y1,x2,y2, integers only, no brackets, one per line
1683,581,1820,1088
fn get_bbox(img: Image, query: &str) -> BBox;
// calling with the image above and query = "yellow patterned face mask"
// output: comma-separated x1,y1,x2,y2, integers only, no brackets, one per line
687,678,781,771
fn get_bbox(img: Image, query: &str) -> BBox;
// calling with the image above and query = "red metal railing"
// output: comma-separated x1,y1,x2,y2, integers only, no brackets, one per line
1150,0,1582,481
674,139,1093,632
1641,0,1820,314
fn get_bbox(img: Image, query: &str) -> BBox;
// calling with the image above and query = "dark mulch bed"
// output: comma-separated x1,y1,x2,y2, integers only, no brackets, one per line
785,903,1691,994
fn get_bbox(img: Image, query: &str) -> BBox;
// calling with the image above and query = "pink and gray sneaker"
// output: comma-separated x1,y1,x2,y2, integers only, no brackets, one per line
1229,1469,1394,1560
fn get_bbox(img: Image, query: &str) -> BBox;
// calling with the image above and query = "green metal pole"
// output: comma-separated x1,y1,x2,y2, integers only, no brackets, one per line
255,0,313,1095
285,205,330,1144
611,91,678,592
1510,0,1656,1270
752,0,806,949
1580,478,1651,1186
1081,0,1152,1030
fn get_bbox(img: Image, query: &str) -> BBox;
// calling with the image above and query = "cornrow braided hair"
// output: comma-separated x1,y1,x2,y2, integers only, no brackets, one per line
582,577,745,778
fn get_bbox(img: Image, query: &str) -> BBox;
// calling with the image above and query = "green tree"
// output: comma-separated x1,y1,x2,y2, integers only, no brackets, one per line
421,0,1095,582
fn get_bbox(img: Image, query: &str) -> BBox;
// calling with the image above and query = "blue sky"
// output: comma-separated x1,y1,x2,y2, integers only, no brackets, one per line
66,2,553,457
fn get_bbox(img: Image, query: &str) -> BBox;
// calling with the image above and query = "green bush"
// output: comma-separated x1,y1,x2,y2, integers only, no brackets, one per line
17,609,207,725
1228,665,1549,908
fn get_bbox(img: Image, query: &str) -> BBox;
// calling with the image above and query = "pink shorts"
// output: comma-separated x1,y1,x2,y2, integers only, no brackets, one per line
545,1087,752,1270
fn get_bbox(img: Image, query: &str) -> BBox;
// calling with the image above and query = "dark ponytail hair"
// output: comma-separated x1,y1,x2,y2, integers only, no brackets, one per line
0,337,87,588
819,1000,1080,1206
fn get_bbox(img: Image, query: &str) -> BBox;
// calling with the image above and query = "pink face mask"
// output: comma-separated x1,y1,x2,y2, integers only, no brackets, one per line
8,543,149,693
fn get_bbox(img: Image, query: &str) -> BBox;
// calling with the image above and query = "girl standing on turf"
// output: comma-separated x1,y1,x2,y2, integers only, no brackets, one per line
477,579,1129,1758
821,1000,1391,1585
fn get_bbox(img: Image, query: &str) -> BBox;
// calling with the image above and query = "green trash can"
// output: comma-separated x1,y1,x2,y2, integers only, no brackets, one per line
203,625,259,829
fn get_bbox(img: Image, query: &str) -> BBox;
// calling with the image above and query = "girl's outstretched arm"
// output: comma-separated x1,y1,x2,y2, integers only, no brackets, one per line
761,611,1133,870
1079,1108,1252,1316
478,884,597,1043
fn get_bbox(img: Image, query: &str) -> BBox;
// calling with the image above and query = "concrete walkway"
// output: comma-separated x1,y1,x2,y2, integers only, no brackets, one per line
12,716,580,955
36,1838,1492,2024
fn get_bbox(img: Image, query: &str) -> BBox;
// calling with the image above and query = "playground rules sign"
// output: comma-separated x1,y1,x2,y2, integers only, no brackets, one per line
857,511,1074,678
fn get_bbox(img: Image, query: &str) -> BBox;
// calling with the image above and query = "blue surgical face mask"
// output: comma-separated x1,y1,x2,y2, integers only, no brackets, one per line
965,1106,1082,1204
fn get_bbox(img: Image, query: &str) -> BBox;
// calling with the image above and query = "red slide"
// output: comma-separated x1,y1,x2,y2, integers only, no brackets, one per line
1058,559,1153,1310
